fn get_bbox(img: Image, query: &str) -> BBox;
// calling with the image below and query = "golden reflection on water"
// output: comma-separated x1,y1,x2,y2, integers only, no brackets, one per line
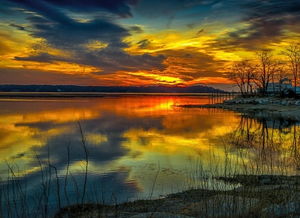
0,99,101,161
0,95,299,198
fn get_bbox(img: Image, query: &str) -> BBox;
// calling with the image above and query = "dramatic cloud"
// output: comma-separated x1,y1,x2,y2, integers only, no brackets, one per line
7,0,165,74
159,49,227,79
137,39,151,49
15,53,69,63
0,0,299,87
9,23,26,31
10,0,139,17
211,0,300,50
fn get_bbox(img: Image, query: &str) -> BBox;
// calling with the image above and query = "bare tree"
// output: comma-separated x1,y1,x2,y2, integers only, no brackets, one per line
253,50,278,95
228,60,255,96
274,61,289,94
283,44,300,93
244,61,256,94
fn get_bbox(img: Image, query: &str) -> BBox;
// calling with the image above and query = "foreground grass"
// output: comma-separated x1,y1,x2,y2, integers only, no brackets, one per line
55,175,300,218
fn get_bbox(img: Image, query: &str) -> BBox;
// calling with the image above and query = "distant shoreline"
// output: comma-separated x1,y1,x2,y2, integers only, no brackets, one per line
0,92,233,98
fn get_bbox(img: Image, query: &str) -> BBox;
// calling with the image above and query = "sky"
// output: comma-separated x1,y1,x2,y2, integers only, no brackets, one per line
0,0,300,90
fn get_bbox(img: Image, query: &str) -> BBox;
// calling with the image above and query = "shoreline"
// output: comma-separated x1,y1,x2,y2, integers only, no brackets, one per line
55,174,300,218
0,92,232,98
179,97,300,122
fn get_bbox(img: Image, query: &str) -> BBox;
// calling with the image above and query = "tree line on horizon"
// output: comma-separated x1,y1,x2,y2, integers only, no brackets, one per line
0,84,225,93
228,43,300,96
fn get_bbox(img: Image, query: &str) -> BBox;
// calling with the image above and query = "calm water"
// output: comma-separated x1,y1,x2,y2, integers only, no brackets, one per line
0,94,299,215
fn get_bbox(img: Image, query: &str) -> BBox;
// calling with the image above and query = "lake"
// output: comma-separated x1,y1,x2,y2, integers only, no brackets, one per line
0,94,299,216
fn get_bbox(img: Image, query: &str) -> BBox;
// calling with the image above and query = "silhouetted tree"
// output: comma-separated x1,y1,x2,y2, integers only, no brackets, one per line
283,44,300,93
253,50,278,95
228,60,255,96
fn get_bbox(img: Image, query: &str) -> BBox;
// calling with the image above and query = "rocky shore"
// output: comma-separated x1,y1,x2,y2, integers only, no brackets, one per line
221,97,300,106
180,97,300,122
55,175,300,218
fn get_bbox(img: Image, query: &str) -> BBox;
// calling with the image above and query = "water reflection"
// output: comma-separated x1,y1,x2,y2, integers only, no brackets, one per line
223,115,300,173
0,95,299,216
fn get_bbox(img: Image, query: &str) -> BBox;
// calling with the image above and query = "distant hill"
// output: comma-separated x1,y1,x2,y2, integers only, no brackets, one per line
0,85,225,93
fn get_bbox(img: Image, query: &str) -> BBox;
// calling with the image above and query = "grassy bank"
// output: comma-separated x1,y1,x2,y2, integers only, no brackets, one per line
55,174,300,218
2,157,300,218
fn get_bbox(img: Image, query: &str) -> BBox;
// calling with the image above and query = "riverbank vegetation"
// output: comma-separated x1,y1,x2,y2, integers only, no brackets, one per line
229,44,300,97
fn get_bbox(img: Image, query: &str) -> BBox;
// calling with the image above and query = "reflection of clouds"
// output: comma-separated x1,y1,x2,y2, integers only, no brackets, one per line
0,99,103,161
0,123,44,161
20,110,163,176
0,96,243,208
0,96,240,175
32,129,128,168
124,128,210,155
85,133,108,145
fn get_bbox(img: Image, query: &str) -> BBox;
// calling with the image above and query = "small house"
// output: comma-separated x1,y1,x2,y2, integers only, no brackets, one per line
266,78,293,94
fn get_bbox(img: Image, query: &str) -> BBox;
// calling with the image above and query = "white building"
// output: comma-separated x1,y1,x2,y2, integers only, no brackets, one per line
266,78,294,94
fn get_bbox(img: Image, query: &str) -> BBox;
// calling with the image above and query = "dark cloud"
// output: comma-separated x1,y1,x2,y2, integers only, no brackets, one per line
128,25,144,33
243,0,300,19
9,0,139,17
161,49,226,79
24,14,128,50
15,53,68,63
210,0,300,50
87,49,165,74
8,0,165,74
15,50,164,74
195,29,204,37
9,23,26,31
137,39,151,49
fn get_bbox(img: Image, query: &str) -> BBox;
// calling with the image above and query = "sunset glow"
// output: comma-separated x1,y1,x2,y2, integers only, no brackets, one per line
1,0,299,90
